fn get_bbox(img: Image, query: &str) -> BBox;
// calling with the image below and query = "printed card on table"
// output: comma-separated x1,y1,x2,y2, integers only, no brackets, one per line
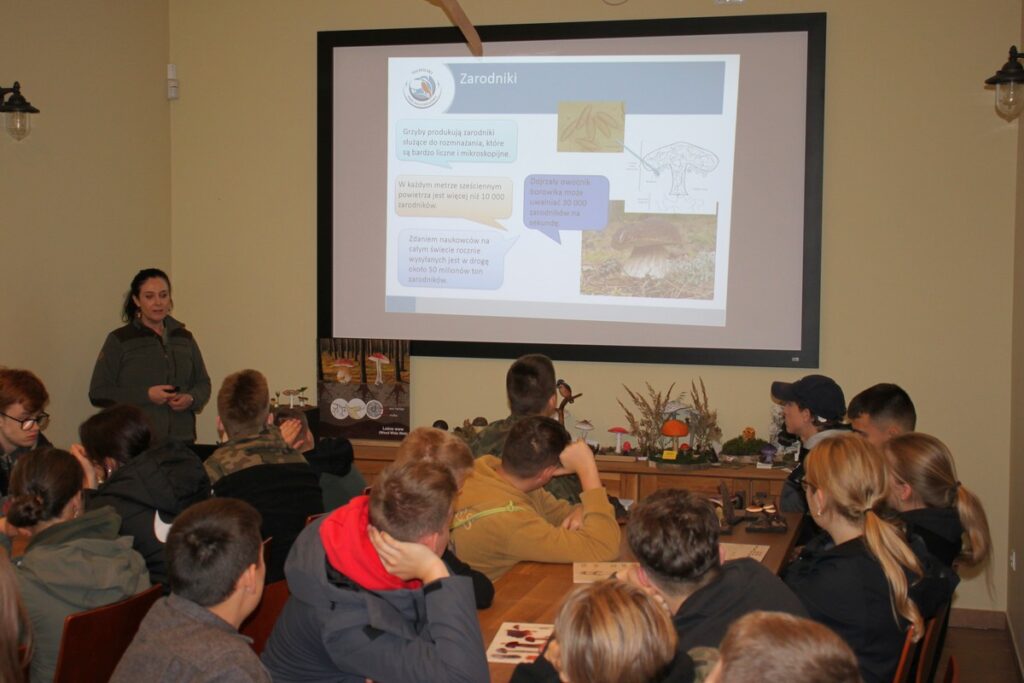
486,622,554,665
572,561,639,583
720,542,769,563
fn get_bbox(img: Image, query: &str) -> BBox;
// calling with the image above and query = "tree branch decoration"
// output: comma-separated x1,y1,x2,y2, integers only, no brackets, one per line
617,382,686,457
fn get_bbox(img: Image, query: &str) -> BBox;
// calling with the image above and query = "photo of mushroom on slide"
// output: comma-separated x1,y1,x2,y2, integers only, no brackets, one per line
580,200,717,299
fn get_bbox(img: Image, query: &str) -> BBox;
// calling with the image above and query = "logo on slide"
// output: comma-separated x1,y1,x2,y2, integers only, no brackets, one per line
404,69,441,108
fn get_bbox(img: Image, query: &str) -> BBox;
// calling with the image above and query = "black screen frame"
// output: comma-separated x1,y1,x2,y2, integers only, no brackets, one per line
317,12,826,368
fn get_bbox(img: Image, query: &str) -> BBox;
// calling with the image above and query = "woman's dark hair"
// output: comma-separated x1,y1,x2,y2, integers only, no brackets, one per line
79,405,153,468
122,267,172,322
6,448,84,528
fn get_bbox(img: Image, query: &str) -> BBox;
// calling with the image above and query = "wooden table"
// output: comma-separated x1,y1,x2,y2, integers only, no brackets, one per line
477,511,803,683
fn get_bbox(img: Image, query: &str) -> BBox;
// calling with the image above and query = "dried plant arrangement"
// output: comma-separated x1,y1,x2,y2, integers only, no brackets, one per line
617,382,686,457
685,377,722,454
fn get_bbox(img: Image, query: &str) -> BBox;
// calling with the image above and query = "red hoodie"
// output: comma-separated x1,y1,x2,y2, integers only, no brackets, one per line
319,495,422,591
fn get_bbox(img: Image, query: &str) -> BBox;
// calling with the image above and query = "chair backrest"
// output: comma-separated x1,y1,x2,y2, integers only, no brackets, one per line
941,655,959,683
239,579,291,655
914,602,950,683
891,628,918,683
52,584,163,683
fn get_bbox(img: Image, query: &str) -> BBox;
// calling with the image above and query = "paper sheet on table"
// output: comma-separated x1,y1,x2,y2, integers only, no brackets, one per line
721,542,769,562
486,622,554,664
572,561,639,583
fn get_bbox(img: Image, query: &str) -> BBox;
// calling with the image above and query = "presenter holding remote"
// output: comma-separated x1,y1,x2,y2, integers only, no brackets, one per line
90,268,211,444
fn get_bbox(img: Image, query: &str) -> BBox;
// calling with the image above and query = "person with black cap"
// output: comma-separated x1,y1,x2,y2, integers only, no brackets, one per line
770,374,850,514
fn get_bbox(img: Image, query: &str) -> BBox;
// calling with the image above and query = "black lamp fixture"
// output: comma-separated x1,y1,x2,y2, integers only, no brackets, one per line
986,46,1024,120
0,81,40,141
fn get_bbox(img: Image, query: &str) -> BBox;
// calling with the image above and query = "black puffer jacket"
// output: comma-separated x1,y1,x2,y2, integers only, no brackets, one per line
86,440,211,586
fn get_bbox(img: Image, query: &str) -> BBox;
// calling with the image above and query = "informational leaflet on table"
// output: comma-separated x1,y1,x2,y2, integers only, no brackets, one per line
386,56,739,327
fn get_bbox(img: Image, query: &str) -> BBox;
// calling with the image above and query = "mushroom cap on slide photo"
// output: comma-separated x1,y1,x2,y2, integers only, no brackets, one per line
611,217,682,278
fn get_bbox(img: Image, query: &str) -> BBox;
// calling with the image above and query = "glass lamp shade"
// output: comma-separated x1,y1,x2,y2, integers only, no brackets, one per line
995,81,1024,119
4,110,32,141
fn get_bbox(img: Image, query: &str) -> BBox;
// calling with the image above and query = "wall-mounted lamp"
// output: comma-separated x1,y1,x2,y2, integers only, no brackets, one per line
986,46,1024,120
0,82,40,141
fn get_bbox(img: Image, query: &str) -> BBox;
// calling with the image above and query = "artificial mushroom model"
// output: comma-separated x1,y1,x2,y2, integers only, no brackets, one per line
662,400,686,419
608,426,629,453
368,352,390,386
281,388,308,409
575,419,594,443
661,419,690,452
611,216,683,279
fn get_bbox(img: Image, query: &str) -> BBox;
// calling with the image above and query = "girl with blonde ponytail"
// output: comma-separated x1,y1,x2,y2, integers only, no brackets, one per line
883,432,992,573
782,434,953,683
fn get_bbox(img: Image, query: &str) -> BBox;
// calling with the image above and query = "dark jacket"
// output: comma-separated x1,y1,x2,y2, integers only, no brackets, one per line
205,428,324,584
111,594,271,682
86,441,211,586
673,557,807,651
261,506,489,683
780,426,853,514
901,507,963,569
782,533,957,683
443,547,494,609
0,432,51,497
2,507,150,683
89,316,211,443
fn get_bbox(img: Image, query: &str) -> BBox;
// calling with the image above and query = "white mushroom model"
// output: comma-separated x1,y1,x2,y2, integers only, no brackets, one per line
611,217,682,279
368,352,390,386
662,400,686,418
575,419,594,442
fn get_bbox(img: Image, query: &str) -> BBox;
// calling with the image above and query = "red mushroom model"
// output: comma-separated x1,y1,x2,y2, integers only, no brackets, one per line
661,418,690,453
608,426,629,454
368,352,390,386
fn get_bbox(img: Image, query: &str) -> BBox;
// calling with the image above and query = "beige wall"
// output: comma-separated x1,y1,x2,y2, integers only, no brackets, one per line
0,2,170,445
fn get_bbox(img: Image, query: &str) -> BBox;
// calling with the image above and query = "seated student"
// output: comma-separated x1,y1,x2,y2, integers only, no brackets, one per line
781,434,955,683
451,415,619,581
273,406,365,511
470,353,584,503
847,383,917,446
515,579,693,683
75,404,211,587
0,369,52,497
1,448,150,683
705,611,862,683
771,374,850,513
392,426,494,608
622,489,806,650
884,432,992,571
111,498,271,682
204,370,323,583
261,459,488,683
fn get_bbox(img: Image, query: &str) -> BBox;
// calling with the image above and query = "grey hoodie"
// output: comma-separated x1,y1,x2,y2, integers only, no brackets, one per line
4,506,150,683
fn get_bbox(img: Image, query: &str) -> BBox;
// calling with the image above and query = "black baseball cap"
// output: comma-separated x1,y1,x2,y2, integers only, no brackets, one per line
771,375,846,421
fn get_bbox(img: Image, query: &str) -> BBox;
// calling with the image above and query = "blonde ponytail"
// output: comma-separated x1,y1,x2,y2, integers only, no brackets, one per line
863,509,924,640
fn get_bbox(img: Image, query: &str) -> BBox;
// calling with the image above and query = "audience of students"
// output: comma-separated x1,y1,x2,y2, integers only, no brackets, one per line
706,611,863,683
204,369,323,583
781,433,955,683
89,268,211,444
392,426,494,608
0,550,31,683
452,415,620,580
771,373,851,513
273,406,364,511
0,369,52,497
1,448,150,683
111,498,271,682
884,432,992,572
848,383,917,446
75,404,211,586
261,458,488,682
520,579,693,683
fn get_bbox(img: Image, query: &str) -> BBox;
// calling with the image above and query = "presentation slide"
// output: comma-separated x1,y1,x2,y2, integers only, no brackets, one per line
385,56,739,327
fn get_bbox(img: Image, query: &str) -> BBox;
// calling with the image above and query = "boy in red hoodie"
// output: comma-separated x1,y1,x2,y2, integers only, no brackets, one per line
261,459,488,683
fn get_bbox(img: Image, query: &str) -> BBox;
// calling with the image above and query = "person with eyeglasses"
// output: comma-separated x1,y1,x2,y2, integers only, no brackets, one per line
0,368,52,497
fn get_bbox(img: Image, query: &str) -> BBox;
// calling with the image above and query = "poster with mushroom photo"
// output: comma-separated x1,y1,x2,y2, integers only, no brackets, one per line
317,338,410,441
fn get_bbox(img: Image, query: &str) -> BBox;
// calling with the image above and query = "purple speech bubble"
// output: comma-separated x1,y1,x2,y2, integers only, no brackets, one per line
523,175,610,244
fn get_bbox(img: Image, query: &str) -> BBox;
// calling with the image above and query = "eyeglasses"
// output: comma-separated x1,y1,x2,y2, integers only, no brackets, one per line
1,411,50,431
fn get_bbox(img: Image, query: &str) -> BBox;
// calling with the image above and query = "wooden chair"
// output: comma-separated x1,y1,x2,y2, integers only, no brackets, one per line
52,584,163,683
239,579,291,655
941,655,959,683
914,602,950,683
891,628,918,683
